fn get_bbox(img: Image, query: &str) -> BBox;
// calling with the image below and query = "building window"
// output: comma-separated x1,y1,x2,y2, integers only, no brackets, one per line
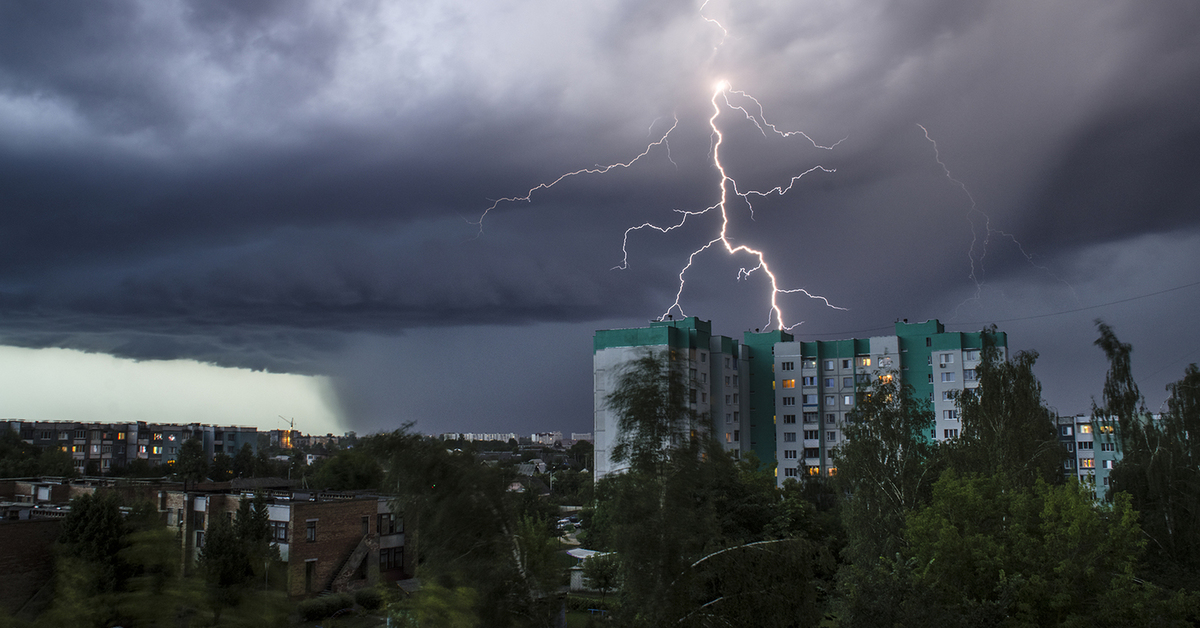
306,520,317,542
965,350,979,361
928,374,934,384
1079,441,1093,450
1061,426,1073,436
700,352,706,363
926,337,932,347
804,430,819,440
1080,424,1093,434
803,395,817,404
380,547,404,571
1064,459,1074,469
804,448,819,458
825,413,836,424
781,361,794,371
700,392,707,403
196,531,204,548
824,395,836,405
151,446,162,455
781,397,795,406
379,513,402,535
802,376,815,386
824,360,835,371
725,413,732,424
943,409,958,420
784,468,799,477
784,450,797,459
842,377,853,388
802,359,816,369
74,429,86,439
733,430,739,442
725,432,732,443
732,394,738,404
859,357,872,367
725,395,731,405
803,412,818,423
689,389,697,403
1103,460,1114,469
943,429,959,439
843,395,854,406
782,379,795,389
783,432,797,442
270,521,288,542
824,378,835,388
1064,442,1074,452
1080,458,1095,469
941,353,955,364
826,431,836,442
941,372,955,382
725,376,731,386
733,412,739,423
841,359,851,369
725,357,731,368
783,415,796,424
963,369,976,381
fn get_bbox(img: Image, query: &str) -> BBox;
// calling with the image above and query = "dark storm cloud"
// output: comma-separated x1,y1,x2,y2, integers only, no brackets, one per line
1,0,1198,432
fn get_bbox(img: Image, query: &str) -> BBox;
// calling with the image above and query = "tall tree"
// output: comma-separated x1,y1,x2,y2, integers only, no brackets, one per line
951,345,1066,487
1095,321,1200,591
606,350,699,478
177,438,208,482
833,371,940,564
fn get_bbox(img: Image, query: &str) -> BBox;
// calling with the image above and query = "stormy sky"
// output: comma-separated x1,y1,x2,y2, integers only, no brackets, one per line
1,0,1197,437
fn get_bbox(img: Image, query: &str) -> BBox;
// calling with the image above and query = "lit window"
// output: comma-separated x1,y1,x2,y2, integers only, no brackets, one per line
151,446,162,455
1080,424,1092,434
782,379,795,389
725,432,732,443
803,359,816,369
859,357,872,367
1098,425,1114,434
1080,458,1094,469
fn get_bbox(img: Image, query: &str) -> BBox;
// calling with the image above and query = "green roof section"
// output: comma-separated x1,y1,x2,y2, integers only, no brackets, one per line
593,317,714,353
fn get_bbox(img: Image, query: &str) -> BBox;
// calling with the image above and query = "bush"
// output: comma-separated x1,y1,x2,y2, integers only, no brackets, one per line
355,587,383,610
297,592,354,621
565,596,610,613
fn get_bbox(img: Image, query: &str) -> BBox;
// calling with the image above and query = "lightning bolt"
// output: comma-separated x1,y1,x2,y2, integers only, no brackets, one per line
917,124,1078,313
477,5,847,331
627,81,845,331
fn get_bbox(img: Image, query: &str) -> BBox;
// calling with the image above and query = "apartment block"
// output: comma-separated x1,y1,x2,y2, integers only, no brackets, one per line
3,420,258,474
594,317,1007,485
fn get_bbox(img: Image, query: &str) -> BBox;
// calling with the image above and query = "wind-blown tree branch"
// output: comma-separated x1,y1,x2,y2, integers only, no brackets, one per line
607,350,700,478
951,345,1066,487
1095,321,1200,591
833,370,940,563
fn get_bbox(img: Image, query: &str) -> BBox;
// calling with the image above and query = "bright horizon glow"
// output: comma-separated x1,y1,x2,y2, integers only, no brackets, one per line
0,346,344,435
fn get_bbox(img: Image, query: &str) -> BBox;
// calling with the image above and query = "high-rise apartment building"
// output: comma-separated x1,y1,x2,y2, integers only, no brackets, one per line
594,317,1007,485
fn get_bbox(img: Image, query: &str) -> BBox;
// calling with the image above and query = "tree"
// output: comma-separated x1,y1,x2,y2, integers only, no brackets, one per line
177,438,208,482
833,371,940,564
606,350,699,478
232,443,256,478
1095,321,1200,591
951,346,1066,487
311,447,383,490
58,491,129,593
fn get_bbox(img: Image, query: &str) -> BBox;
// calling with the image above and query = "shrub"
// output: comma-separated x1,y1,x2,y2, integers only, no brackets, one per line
298,592,354,621
355,587,383,610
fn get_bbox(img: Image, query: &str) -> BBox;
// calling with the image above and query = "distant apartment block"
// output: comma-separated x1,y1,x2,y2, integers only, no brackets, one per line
594,317,1007,485
3,420,258,474
440,432,520,443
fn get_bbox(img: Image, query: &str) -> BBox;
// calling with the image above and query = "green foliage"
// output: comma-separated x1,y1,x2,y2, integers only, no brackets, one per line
354,586,384,610
176,437,208,482
0,429,74,477
232,442,256,478
297,592,354,621
1095,322,1200,591
198,494,279,620
950,345,1066,487
606,350,699,478
58,491,129,592
311,447,384,490
834,371,940,563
